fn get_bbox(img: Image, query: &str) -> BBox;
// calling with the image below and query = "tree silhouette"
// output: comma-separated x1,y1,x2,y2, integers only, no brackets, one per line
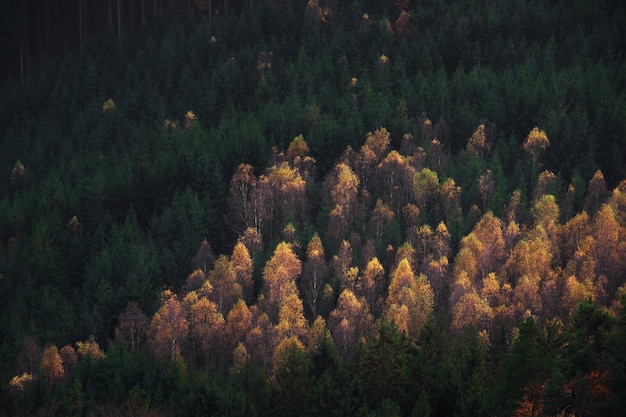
115,301,149,350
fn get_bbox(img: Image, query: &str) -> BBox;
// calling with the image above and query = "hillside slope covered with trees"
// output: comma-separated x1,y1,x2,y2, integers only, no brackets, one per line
1,0,626,415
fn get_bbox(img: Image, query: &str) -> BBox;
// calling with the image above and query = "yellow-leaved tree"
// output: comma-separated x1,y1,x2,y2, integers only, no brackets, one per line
262,242,302,321
522,126,549,171
230,241,254,303
208,255,242,315
329,289,373,362
41,345,64,387
386,258,434,342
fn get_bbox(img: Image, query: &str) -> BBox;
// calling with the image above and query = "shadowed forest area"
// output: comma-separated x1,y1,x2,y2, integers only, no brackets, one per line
1,0,626,416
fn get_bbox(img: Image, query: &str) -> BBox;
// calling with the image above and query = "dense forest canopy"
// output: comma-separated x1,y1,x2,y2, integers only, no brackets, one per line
1,0,626,415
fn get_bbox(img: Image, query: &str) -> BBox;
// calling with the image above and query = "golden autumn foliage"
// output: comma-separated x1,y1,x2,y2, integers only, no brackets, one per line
466,123,490,158
451,292,493,335
6,373,35,414
377,150,415,212
358,257,386,315
222,301,251,365
12,120,626,417
75,338,105,361
41,345,64,386
263,242,302,319
330,163,360,216
386,258,434,342
363,127,391,163
231,241,254,302
506,228,554,283
148,290,189,361
305,316,330,352
329,289,373,360
266,161,307,226
277,293,308,339
209,255,242,315
522,127,549,164
453,235,481,284
185,293,224,367
8,372,34,393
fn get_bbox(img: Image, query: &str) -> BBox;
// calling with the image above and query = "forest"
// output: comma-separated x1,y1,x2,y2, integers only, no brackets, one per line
1,0,626,415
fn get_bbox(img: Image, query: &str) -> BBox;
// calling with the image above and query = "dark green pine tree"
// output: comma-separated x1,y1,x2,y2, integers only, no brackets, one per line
358,318,411,414
497,317,556,417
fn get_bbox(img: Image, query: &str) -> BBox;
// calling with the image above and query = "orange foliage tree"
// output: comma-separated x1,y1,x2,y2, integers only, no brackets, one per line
329,289,373,361
230,241,254,303
208,254,242,315
41,345,64,386
262,242,302,321
386,258,434,342
148,290,189,362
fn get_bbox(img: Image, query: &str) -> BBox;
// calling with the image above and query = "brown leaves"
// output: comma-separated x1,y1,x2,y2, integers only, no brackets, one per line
115,302,149,350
